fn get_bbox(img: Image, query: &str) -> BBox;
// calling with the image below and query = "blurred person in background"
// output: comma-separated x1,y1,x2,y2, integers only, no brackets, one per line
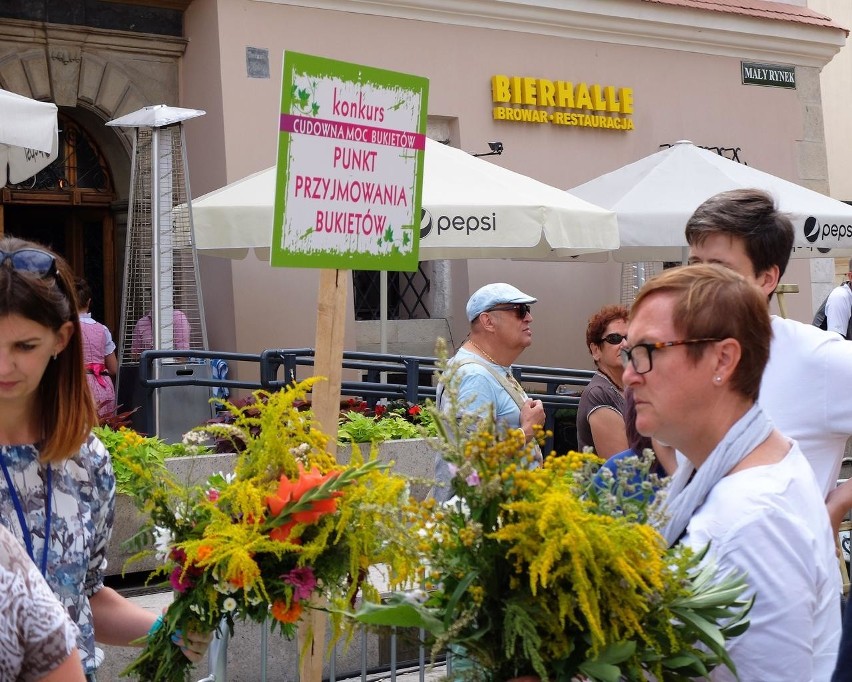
577,304,629,458
75,277,117,419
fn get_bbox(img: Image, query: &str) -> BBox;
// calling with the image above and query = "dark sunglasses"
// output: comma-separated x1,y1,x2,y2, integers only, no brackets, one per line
599,333,627,345
486,303,532,319
0,248,57,277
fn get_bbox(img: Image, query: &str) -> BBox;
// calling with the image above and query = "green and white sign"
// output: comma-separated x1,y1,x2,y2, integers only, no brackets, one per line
271,52,429,271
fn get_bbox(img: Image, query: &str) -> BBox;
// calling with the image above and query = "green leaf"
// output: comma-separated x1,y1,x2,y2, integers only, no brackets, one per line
345,600,444,633
578,660,622,682
592,640,636,664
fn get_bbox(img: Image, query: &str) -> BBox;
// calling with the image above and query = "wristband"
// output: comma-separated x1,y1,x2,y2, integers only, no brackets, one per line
148,614,164,637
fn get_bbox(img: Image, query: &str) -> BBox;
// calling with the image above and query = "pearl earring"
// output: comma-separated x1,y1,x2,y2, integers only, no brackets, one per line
52,353,58,361
714,376,721,383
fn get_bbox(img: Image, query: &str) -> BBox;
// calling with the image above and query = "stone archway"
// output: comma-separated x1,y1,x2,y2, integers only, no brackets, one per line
0,21,186,330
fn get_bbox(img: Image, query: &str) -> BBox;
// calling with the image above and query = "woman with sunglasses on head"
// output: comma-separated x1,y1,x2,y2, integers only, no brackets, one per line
624,264,838,681
576,304,630,458
0,237,210,680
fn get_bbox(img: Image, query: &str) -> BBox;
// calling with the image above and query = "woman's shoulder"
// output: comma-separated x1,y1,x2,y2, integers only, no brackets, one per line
67,433,112,472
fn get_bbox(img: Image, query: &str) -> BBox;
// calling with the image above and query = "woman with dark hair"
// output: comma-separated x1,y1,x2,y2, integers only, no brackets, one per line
0,237,209,680
576,304,629,457
624,263,838,680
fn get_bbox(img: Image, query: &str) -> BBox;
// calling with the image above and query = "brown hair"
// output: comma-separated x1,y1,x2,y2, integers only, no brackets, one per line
685,188,794,281
0,236,97,462
631,264,771,401
585,304,629,354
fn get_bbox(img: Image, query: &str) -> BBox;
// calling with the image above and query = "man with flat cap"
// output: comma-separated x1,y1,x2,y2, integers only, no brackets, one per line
433,282,545,501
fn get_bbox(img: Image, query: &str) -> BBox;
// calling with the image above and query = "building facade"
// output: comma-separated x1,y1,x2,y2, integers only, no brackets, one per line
0,0,847,373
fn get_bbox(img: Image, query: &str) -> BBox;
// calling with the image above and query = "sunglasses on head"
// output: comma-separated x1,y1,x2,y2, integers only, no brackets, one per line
0,248,57,278
486,303,532,319
600,333,627,345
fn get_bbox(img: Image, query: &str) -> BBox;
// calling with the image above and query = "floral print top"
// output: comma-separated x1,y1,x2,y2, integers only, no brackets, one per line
0,523,79,681
0,435,115,674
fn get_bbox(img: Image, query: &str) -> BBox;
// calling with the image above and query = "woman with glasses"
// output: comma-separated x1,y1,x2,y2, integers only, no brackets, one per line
0,237,210,680
624,264,838,681
576,304,630,458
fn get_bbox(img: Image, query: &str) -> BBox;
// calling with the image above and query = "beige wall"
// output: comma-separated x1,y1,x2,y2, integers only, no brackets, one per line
182,0,839,370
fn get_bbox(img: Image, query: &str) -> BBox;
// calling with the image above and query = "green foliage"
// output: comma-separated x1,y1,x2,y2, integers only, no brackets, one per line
346,351,752,682
112,379,421,682
93,426,205,496
337,400,438,444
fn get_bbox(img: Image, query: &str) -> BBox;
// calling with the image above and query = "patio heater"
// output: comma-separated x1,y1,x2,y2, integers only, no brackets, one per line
107,105,209,441
620,262,663,307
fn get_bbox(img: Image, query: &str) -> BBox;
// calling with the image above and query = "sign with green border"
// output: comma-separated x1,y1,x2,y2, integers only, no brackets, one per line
271,52,429,271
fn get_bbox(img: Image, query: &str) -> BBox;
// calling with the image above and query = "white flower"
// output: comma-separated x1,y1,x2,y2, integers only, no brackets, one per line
182,430,209,445
152,526,173,563
400,589,428,605
289,442,311,457
189,603,205,616
223,597,238,612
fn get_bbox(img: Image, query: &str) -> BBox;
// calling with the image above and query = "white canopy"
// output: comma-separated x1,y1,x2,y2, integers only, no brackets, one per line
192,137,618,261
0,89,58,186
569,140,852,262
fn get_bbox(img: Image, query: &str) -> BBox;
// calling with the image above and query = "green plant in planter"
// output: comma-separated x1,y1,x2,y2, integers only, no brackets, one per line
93,426,207,496
338,399,438,444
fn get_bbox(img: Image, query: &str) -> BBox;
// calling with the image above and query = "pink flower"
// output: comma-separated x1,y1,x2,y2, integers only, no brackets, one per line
466,471,480,486
170,566,194,593
207,488,220,502
283,567,317,601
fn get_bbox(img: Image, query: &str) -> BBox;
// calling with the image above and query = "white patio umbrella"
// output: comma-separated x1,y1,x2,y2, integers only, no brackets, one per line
0,89,59,186
192,137,619,259
569,140,852,262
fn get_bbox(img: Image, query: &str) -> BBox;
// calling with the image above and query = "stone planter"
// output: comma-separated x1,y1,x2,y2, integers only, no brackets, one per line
107,439,438,577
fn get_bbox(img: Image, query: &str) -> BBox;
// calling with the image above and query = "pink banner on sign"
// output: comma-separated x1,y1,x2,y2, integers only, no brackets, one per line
280,114,425,150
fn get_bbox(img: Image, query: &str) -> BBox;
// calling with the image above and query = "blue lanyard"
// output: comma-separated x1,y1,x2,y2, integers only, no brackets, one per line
0,455,51,576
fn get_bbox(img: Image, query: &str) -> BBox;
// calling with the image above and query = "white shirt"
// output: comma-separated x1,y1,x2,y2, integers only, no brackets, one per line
683,445,840,682
760,316,852,498
825,281,852,338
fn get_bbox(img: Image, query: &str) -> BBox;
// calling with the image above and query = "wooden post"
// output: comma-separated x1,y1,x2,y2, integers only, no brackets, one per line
299,267,348,682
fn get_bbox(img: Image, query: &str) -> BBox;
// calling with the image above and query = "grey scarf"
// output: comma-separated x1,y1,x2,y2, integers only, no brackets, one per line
657,403,773,547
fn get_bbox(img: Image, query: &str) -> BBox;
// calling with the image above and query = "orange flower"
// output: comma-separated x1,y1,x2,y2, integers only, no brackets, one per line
266,463,340,517
292,495,339,524
271,600,303,623
269,520,301,544
196,544,214,561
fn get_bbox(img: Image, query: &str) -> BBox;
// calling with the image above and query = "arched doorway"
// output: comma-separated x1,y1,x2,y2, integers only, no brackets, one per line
0,112,120,330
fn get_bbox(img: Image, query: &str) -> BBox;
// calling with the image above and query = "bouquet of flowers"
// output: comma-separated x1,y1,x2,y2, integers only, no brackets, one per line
114,378,419,681
349,367,753,682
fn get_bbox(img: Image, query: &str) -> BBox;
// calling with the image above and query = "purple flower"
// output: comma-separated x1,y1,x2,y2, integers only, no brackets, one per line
283,567,317,601
466,471,480,486
170,566,194,593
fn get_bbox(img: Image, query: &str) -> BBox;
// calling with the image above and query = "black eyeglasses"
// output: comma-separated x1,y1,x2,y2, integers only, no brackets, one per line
600,333,627,345
486,303,532,319
0,248,57,277
619,338,722,375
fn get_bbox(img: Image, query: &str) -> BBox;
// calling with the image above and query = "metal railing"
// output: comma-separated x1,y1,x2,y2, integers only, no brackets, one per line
136,348,595,450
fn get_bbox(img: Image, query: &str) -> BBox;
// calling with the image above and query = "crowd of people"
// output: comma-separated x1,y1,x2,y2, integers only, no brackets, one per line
436,188,852,681
3,185,852,679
